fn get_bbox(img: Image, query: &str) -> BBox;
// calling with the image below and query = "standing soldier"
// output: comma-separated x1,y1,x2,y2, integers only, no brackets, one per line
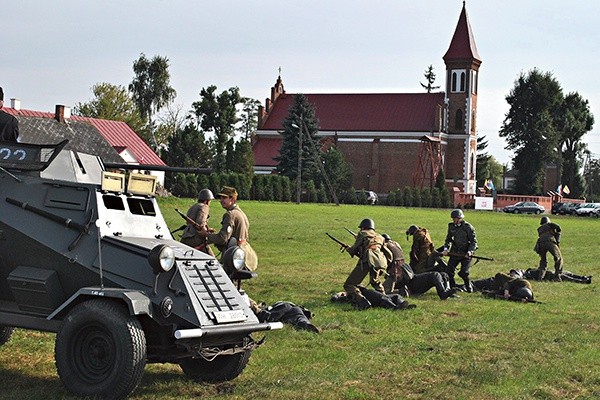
442,209,478,292
343,218,388,310
180,188,215,256
534,216,563,281
406,225,436,273
198,186,258,271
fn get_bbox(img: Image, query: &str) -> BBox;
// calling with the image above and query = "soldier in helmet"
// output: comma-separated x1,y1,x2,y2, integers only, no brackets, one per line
474,270,535,302
534,216,563,281
180,188,215,256
442,209,478,292
342,218,388,310
405,225,446,274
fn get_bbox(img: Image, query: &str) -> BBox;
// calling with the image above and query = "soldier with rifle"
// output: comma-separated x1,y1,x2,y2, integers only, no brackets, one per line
442,209,478,292
335,218,388,310
534,216,563,281
179,188,215,256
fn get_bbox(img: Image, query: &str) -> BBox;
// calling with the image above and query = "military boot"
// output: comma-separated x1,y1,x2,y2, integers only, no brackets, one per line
463,279,473,293
537,269,547,281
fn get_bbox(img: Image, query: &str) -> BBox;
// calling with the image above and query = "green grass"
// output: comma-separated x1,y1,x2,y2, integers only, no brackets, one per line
2,199,599,399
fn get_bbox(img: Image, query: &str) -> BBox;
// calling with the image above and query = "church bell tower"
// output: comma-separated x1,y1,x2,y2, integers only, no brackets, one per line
443,1,482,194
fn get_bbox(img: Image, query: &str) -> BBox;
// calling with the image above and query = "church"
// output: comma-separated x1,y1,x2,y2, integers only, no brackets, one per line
252,2,481,195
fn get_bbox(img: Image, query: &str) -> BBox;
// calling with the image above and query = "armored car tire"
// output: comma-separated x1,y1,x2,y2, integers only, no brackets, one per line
54,299,147,399
0,326,14,346
179,336,252,383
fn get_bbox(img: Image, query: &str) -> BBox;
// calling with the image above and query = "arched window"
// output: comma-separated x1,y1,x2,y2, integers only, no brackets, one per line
451,69,467,93
460,72,466,92
455,109,463,130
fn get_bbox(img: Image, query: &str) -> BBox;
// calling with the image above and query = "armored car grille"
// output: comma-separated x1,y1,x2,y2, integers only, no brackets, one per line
182,262,244,313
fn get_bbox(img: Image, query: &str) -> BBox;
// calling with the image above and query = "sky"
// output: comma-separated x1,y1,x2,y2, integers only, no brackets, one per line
3,1,600,166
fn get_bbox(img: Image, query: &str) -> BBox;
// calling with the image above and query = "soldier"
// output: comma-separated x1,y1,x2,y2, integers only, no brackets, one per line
381,233,406,293
342,218,388,310
406,225,446,273
442,209,478,292
523,268,591,284
534,216,563,281
198,186,258,270
473,270,535,302
386,260,458,300
180,188,215,256
251,300,321,333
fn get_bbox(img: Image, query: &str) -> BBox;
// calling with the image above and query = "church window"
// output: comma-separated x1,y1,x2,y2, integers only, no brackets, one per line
471,70,478,94
451,69,466,93
455,109,463,130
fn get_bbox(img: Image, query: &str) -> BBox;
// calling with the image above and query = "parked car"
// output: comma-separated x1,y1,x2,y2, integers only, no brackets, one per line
502,201,545,214
575,203,600,216
355,190,378,205
551,202,566,215
560,202,583,215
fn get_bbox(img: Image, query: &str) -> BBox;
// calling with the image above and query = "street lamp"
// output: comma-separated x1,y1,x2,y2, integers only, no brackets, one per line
291,122,302,204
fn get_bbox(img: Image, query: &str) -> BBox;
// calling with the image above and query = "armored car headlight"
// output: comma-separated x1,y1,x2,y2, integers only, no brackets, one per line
148,244,176,274
222,246,246,275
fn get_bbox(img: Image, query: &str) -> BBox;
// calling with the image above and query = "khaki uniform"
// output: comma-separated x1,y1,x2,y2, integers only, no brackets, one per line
382,240,405,293
410,227,435,273
180,202,214,256
207,203,257,270
535,222,563,276
344,229,387,302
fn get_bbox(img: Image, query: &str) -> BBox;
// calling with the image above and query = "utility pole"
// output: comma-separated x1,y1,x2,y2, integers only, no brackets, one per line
292,121,302,204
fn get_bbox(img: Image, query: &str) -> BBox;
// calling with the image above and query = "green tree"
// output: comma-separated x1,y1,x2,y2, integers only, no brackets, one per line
275,94,321,185
162,122,212,169
323,145,353,201
74,82,147,137
239,98,261,140
230,138,256,180
420,65,440,93
476,135,504,192
557,92,594,198
499,69,564,195
129,53,177,153
191,86,242,172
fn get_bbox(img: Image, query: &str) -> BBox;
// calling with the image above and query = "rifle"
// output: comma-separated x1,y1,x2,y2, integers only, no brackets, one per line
437,251,494,265
175,208,202,231
326,232,349,252
482,290,542,304
344,227,357,238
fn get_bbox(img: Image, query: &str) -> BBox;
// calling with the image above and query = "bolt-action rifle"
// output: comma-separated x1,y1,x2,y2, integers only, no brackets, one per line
344,227,357,238
326,232,349,252
175,208,213,255
437,250,494,265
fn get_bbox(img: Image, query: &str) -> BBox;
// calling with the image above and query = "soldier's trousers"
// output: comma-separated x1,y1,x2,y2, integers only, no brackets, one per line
537,240,563,275
445,256,472,286
344,262,385,303
407,271,454,299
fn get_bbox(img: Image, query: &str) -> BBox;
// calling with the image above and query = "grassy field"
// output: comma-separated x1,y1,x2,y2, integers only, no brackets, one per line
1,199,599,399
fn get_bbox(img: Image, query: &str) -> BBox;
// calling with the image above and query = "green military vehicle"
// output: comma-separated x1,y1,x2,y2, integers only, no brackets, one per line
0,140,281,399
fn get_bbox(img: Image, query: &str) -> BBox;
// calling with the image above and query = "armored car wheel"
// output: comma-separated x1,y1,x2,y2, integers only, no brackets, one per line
55,299,147,399
0,326,14,346
179,338,252,383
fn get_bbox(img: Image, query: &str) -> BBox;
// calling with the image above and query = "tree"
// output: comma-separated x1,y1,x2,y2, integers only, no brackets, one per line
239,98,261,140
499,69,563,195
556,92,594,198
129,53,177,152
230,138,255,180
476,135,504,192
420,65,440,93
74,83,147,137
275,94,322,185
162,122,212,169
191,86,242,172
323,145,353,200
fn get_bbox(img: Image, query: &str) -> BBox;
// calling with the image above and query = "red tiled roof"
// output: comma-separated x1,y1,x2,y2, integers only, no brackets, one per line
3,107,165,166
253,136,282,166
443,2,481,63
260,92,445,132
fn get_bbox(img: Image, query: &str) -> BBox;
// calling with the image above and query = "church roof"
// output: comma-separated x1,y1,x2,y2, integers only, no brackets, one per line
443,2,481,63
259,92,445,133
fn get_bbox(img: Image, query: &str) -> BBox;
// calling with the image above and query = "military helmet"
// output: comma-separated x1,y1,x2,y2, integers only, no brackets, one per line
197,188,215,201
358,218,375,230
382,233,391,242
540,216,550,225
512,286,534,301
406,225,419,236
450,209,464,219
